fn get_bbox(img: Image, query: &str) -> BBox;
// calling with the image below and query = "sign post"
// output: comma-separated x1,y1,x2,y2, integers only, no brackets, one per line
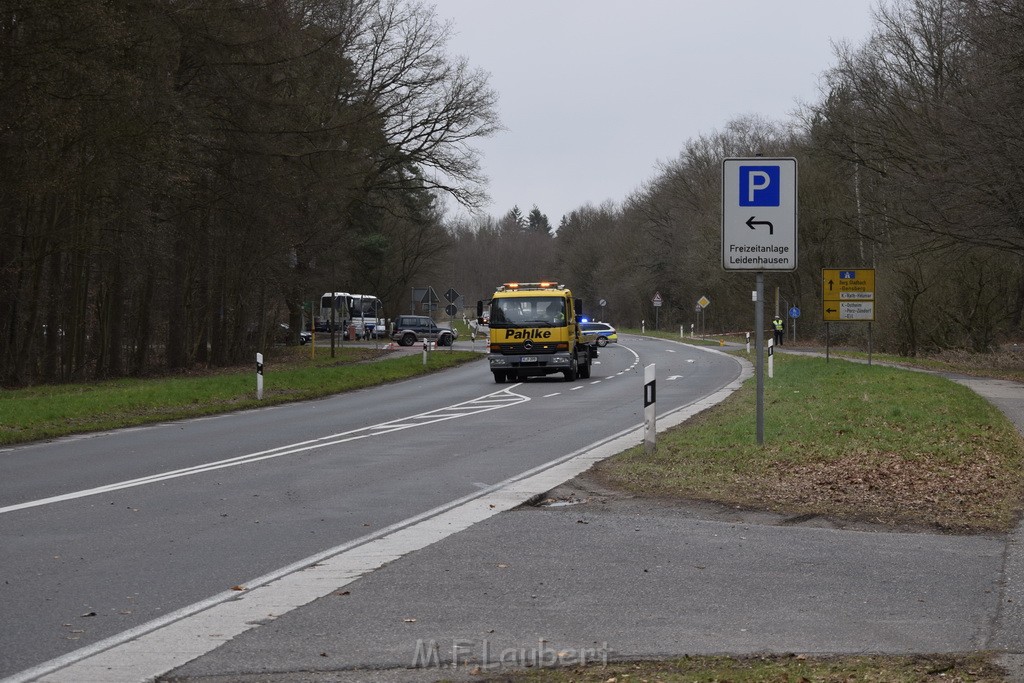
696,295,710,338
754,279,764,443
652,292,663,330
444,287,461,351
723,157,798,446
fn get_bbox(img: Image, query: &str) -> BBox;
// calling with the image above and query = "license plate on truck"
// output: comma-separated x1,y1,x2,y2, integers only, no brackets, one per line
521,356,538,363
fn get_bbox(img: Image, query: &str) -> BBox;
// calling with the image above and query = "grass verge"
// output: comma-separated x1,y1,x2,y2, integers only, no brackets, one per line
825,348,1024,383
0,347,481,446
462,653,1004,682
593,353,1024,533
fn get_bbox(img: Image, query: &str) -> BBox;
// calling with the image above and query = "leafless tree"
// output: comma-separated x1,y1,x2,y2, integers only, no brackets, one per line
0,0,500,384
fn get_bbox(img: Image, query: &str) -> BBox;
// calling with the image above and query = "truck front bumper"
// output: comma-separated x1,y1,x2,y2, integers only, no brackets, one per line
488,352,571,375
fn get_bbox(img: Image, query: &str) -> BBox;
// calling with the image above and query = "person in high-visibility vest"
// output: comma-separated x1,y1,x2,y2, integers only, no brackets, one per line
772,315,785,346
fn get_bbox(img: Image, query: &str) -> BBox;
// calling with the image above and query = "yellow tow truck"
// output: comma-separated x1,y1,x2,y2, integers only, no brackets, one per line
476,282,598,383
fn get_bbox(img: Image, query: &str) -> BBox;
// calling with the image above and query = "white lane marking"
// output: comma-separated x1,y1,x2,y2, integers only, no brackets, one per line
12,353,750,683
0,387,530,515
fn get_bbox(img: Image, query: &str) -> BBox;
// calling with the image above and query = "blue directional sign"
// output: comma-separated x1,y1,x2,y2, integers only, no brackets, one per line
789,306,800,319
840,270,856,279
722,157,798,271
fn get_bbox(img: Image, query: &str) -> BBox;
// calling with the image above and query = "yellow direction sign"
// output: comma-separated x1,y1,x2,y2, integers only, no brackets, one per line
822,268,875,321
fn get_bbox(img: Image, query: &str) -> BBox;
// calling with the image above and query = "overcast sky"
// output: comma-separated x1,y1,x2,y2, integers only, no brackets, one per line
431,0,881,226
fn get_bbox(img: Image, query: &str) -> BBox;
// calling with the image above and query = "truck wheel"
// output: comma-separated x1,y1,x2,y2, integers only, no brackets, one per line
493,370,507,383
401,332,415,346
563,356,578,381
579,353,592,379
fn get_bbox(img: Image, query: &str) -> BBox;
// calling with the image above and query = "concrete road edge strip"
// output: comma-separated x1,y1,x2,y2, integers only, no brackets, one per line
12,350,751,683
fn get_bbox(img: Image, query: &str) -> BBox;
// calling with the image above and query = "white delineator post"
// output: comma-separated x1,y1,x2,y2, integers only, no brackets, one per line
768,338,774,379
643,363,656,453
256,353,264,400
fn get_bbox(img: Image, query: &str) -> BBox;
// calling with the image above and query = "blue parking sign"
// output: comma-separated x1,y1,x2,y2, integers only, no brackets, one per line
722,156,797,271
739,166,780,207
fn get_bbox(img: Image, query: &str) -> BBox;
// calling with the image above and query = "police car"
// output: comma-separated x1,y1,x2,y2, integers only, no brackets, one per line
580,321,618,347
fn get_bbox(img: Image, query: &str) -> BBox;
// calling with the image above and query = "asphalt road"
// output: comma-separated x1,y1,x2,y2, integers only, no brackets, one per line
167,493,1004,682
9,342,1024,683
0,335,744,681
155,349,1024,683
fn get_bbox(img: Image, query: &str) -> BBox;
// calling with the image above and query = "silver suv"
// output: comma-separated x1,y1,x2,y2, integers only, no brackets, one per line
391,315,458,347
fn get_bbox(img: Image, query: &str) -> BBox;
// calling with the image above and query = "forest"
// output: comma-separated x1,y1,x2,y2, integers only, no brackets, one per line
3,0,1024,386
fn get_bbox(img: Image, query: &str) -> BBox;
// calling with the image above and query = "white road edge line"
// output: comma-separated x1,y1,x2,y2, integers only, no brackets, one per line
9,348,750,683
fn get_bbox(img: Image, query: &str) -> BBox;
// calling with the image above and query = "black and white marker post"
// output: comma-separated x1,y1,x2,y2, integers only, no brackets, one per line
643,363,656,453
256,352,264,400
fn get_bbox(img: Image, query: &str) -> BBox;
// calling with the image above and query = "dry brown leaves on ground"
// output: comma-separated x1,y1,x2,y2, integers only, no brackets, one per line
737,448,1021,532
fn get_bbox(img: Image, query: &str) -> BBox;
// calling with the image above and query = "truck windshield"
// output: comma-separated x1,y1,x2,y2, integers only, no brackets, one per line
490,297,566,328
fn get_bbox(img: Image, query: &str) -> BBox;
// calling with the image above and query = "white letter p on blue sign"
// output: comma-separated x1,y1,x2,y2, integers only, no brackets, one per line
740,166,780,206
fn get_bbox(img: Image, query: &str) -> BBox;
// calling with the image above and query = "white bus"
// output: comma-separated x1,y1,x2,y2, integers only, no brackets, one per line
317,292,386,339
